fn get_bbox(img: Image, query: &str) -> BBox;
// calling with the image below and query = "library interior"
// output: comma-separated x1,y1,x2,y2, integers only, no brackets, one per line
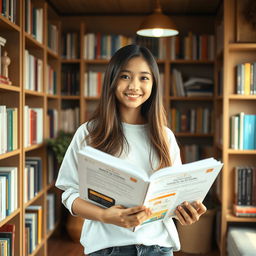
0,0,256,255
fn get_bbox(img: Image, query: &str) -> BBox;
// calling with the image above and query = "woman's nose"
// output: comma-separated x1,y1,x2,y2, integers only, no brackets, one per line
128,78,139,91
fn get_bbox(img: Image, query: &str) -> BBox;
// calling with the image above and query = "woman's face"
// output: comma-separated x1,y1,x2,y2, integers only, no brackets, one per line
115,56,153,116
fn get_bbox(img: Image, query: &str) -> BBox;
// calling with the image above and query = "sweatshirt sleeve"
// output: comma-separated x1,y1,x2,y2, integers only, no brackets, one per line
55,124,87,215
166,127,182,166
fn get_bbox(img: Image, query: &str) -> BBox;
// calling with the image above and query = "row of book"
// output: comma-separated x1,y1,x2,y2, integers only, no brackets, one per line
0,106,18,154
25,205,42,254
61,32,79,59
46,64,57,95
47,151,58,185
61,65,80,95
180,145,214,164
136,35,166,59
84,71,104,97
46,109,58,139
24,107,43,147
0,198,56,256
169,107,213,134
169,33,215,61
83,33,133,60
0,224,15,256
236,62,256,95
47,23,59,54
24,157,43,204
24,50,43,92
171,69,214,97
233,166,256,217
25,197,56,256
24,1,43,43
230,113,256,150
0,0,18,24
60,107,80,133
0,167,18,221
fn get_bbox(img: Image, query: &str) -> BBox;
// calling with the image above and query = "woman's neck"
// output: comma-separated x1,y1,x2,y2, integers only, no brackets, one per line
120,109,146,125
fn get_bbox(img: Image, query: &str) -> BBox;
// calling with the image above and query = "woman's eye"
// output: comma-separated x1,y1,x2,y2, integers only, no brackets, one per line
141,76,149,81
120,74,129,80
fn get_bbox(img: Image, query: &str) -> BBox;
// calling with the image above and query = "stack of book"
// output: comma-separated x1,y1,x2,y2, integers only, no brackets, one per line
25,205,43,255
233,166,256,217
0,224,15,256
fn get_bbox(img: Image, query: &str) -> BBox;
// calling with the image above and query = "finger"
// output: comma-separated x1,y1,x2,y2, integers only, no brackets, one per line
184,202,199,222
175,209,186,225
177,205,193,225
122,205,146,215
195,201,207,215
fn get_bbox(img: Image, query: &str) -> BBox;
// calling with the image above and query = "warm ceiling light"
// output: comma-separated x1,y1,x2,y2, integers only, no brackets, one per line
136,0,179,37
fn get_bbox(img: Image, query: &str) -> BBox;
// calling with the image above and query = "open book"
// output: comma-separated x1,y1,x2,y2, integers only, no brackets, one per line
77,146,223,231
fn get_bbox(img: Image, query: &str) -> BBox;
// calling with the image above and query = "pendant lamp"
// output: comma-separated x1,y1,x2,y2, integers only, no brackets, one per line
136,0,179,37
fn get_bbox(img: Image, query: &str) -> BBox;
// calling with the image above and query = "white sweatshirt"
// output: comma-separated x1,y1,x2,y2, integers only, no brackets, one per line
56,122,182,254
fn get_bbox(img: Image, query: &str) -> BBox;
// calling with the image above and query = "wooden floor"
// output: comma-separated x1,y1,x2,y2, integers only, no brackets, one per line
48,236,220,256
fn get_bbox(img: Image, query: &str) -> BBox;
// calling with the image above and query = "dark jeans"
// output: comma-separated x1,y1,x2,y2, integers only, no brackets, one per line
88,244,173,256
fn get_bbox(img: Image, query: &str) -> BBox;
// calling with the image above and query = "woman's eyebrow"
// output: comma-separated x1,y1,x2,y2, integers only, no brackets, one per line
120,70,152,76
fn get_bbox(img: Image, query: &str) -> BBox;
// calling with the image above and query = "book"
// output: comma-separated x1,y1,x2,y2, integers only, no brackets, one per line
0,224,15,256
77,146,223,231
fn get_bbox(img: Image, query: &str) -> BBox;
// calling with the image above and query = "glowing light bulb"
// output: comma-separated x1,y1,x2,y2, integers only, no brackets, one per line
152,28,164,37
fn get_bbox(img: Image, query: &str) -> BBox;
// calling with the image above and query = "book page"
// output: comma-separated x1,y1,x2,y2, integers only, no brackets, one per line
77,149,149,208
138,159,223,227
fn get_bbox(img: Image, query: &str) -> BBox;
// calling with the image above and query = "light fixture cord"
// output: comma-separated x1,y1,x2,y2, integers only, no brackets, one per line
154,0,162,13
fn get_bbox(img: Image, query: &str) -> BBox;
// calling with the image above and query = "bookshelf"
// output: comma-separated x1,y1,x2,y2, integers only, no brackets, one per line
217,0,256,255
5,1,255,255
0,0,61,255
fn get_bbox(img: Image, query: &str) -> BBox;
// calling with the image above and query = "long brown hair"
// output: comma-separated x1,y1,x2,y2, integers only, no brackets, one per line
86,44,172,170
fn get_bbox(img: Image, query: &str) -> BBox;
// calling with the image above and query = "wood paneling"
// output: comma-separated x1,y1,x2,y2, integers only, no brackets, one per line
48,0,221,15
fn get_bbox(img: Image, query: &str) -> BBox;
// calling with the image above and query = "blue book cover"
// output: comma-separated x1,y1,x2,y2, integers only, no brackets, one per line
243,115,255,150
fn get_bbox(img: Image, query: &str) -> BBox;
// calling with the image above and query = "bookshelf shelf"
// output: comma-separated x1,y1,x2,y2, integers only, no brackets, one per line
227,149,256,155
229,43,256,51
61,59,80,63
30,240,45,256
0,209,20,227
0,149,21,160
229,95,256,100
85,59,109,64
169,96,214,101
0,84,21,92
226,212,256,222
24,143,44,152
47,48,59,59
47,94,59,99
25,33,45,50
24,90,45,97
24,190,45,208
46,221,60,240
170,60,214,64
175,133,214,137
61,95,80,100
0,16,21,31
84,96,100,101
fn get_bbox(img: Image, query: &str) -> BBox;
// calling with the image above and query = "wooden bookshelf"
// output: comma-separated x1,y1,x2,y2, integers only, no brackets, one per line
0,1,61,256
5,1,254,255
217,0,256,255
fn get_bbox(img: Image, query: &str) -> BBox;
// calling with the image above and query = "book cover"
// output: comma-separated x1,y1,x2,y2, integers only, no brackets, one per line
77,146,223,231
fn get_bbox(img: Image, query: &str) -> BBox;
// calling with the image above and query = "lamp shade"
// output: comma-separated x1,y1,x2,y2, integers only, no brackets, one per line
136,3,178,37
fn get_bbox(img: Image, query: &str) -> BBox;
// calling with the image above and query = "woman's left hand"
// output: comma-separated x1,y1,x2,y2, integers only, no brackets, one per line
175,201,207,225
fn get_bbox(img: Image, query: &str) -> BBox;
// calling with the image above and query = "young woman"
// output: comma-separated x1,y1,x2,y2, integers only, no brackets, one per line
56,44,206,256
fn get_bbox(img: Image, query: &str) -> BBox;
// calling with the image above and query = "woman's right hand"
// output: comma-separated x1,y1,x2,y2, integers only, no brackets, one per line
100,205,152,228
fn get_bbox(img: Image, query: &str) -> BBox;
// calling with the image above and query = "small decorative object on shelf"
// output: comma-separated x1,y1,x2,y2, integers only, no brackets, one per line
0,51,12,85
